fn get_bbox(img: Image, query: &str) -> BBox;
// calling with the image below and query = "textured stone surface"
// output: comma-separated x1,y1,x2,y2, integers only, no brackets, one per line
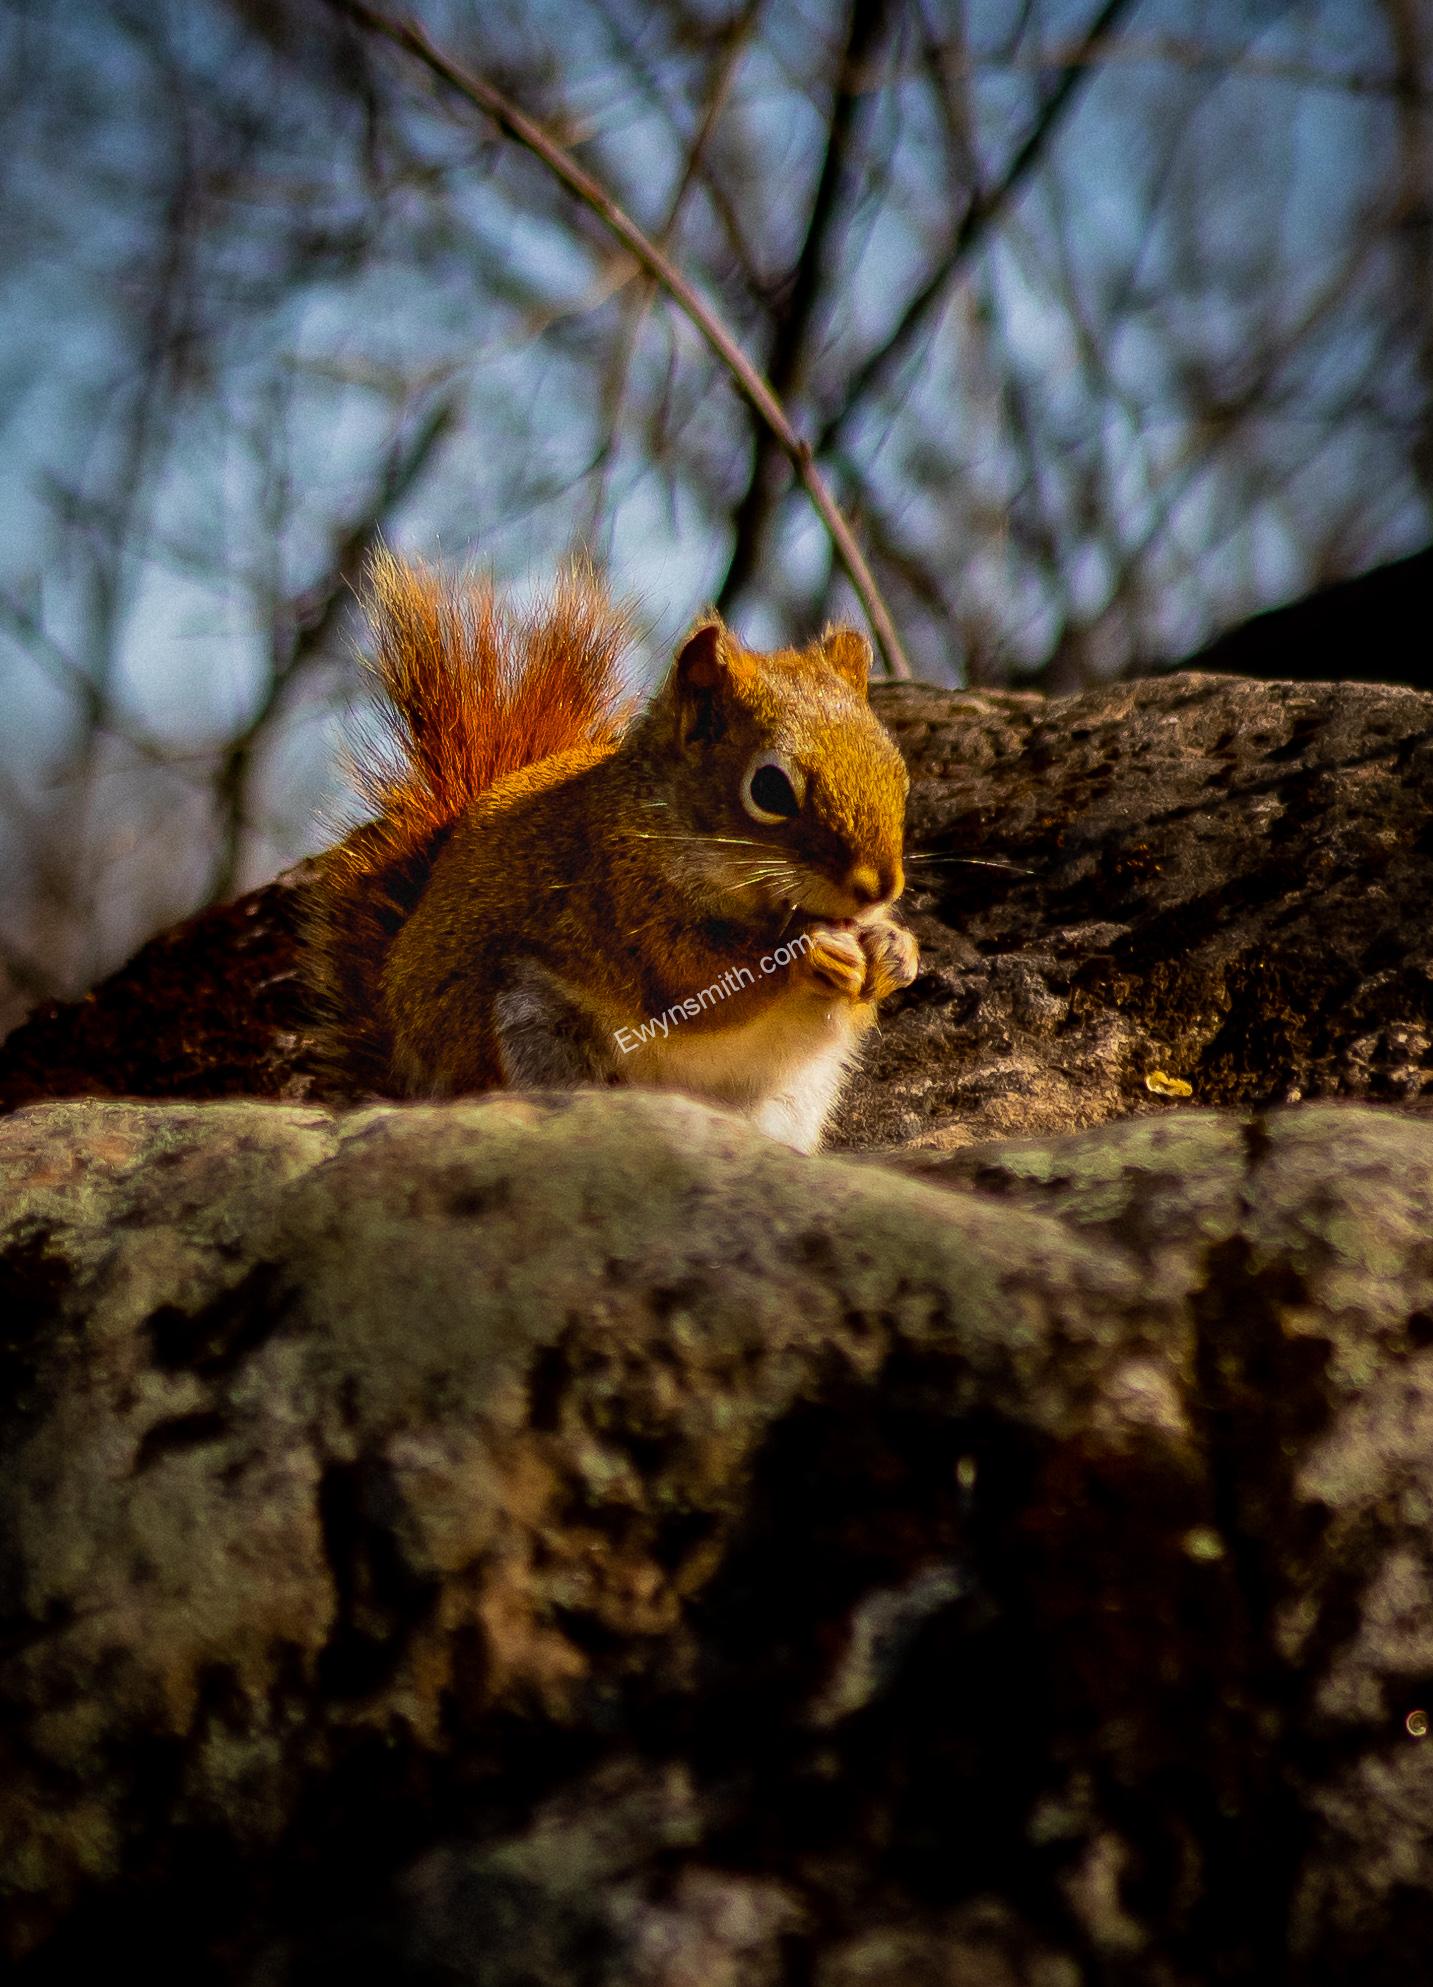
6,1091,1433,1983
6,672,1433,1153
844,671,1433,1147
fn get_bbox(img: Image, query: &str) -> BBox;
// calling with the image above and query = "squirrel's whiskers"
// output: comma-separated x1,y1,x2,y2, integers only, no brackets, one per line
303,553,918,1153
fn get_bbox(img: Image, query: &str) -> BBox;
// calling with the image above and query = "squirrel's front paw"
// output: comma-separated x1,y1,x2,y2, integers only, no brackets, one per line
801,925,869,1001
858,919,919,1002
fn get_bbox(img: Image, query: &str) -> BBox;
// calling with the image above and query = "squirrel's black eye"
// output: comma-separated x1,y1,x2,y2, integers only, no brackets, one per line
742,756,804,824
750,765,798,815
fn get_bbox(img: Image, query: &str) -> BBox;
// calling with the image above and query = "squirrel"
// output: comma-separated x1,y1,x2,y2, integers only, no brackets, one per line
303,549,918,1152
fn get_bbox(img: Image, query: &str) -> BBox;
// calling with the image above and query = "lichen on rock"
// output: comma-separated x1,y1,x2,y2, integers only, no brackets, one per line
5,1091,1433,1982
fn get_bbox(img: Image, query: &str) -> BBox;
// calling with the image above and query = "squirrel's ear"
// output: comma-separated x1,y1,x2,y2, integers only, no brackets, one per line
821,624,873,692
676,619,726,690
674,617,731,747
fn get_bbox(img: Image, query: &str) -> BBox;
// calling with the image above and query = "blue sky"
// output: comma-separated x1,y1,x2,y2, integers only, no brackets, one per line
0,0,1425,1003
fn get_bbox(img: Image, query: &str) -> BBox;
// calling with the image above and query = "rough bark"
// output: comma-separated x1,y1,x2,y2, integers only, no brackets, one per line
5,670,1433,1152
842,669,1433,1147
7,658,1433,1978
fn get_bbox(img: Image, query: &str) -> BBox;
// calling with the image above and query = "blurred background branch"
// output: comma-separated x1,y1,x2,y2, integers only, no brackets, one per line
331,0,915,675
0,0,1429,1032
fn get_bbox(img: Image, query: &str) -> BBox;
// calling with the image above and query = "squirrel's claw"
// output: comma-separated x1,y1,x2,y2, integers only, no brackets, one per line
803,926,869,1001
857,919,919,1002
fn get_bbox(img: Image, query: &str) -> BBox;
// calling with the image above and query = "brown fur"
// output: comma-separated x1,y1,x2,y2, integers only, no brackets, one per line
304,554,915,1149
305,552,637,1090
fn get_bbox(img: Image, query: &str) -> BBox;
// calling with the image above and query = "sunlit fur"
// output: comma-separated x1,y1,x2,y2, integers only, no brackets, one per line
306,552,637,1092
305,558,916,1150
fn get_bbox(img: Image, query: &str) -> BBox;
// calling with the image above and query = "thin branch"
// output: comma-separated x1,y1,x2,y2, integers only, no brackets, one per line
813,0,1138,459
208,388,459,900
0,589,184,771
716,0,893,614
949,30,1433,103
1384,0,1433,499
327,0,913,678
588,0,764,537
585,0,766,284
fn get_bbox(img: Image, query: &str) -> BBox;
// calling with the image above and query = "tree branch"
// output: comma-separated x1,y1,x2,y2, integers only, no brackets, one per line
327,0,913,678
813,0,1138,459
208,389,459,901
716,0,893,613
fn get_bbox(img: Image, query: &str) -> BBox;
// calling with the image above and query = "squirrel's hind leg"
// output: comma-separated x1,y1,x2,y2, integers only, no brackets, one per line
494,961,621,1090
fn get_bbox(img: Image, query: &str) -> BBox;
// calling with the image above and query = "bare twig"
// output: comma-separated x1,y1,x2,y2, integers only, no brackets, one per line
942,31,1433,102
588,0,763,536
1384,0,1433,498
814,0,1137,459
585,0,765,283
327,0,913,678
208,389,459,899
716,0,893,614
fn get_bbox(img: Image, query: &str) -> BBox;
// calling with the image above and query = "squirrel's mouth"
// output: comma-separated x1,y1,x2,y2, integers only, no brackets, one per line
783,906,868,937
767,869,896,928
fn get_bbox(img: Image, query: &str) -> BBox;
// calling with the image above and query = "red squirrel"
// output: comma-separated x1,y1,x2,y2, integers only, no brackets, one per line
304,551,917,1151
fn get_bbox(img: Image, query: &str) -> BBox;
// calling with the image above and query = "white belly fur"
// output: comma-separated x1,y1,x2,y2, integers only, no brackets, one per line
619,993,866,1153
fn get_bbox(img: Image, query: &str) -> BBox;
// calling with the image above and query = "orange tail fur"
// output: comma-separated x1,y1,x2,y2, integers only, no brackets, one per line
304,549,637,1092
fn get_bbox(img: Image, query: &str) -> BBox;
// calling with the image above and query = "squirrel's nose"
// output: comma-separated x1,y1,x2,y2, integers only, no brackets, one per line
847,860,900,906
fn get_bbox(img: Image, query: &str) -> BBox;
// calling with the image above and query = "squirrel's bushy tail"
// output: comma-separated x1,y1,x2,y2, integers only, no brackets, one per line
305,549,637,1092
